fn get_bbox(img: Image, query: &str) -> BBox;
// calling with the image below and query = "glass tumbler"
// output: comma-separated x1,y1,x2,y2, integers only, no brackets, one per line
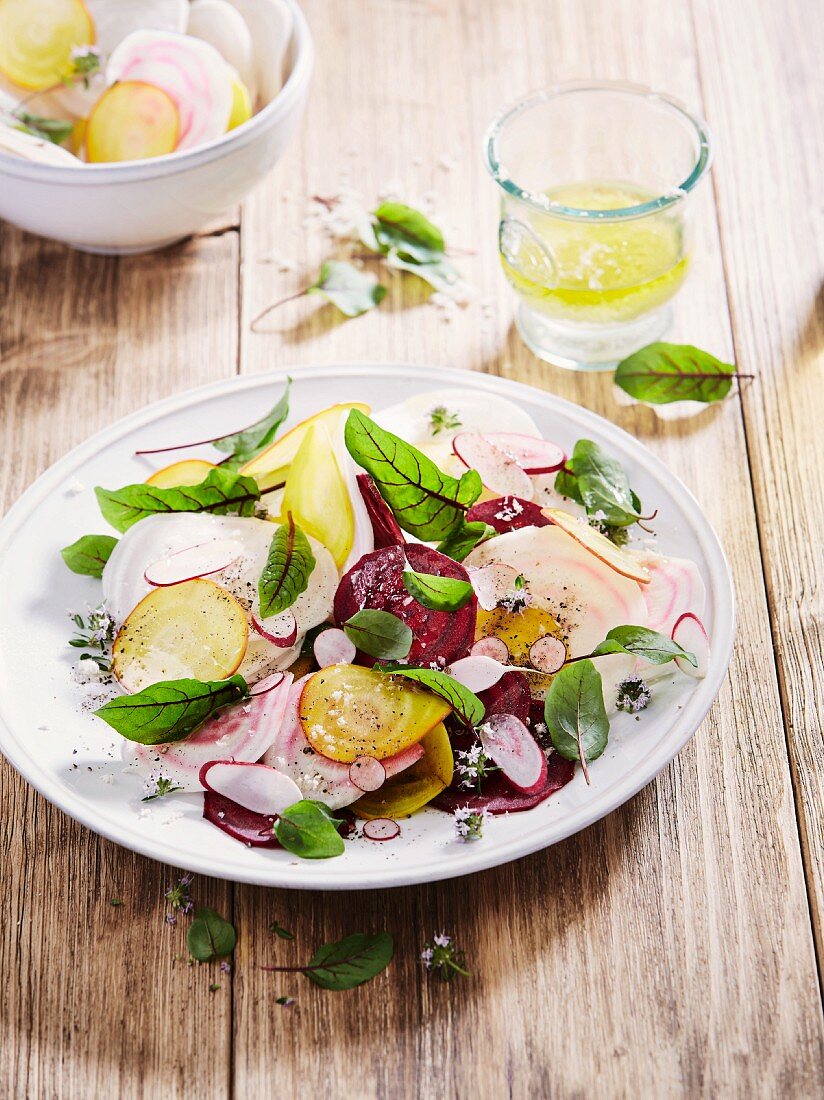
484,81,712,371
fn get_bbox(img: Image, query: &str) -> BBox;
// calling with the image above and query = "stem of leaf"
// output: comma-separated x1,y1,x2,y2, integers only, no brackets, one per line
250,289,308,332
577,729,592,785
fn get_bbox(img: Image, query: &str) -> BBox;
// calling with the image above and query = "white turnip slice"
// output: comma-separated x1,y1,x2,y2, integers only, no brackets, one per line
672,612,709,679
633,550,707,635
453,433,534,500
127,671,294,791
479,712,547,794
479,432,566,474
313,628,357,668
144,537,243,586
448,655,506,693
199,759,302,814
188,0,256,95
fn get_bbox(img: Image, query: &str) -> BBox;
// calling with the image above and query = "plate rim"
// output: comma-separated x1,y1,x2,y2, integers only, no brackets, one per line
0,363,736,889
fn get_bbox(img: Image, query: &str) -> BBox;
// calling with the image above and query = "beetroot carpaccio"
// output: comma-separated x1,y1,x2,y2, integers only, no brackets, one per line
333,543,477,667
72,382,709,865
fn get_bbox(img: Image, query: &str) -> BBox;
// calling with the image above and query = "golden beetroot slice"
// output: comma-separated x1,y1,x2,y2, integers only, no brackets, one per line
113,577,248,692
354,722,453,819
86,82,180,163
333,544,476,667
298,665,450,763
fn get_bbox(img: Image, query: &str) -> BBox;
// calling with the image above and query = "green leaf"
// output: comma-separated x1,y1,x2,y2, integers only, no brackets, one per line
60,534,118,578
564,439,641,527
344,409,482,540
435,521,496,562
303,932,394,990
95,468,260,532
592,625,696,666
344,610,413,662
402,567,473,611
615,342,737,404
14,111,74,145
544,661,609,780
372,202,445,262
275,800,345,859
258,514,316,618
214,378,291,462
375,664,484,727
187,907,237,962
94,675,248,744
307,260,386,317
385,251,461,293
554,466,584,506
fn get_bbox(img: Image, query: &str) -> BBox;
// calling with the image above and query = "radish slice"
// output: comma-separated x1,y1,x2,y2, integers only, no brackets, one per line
251,609,298,648
247,671,285,697
469,562,522,611
107,30,233,150
262,680,424,809
348,756,386,792
471,636,510,663
144,537,243,586
448,654,506,693
477,433,566,474
313,628,357,668
199,759,302,814
362,818,400,842
672,612,709,679
453,433,534,500
528,635,567,674
127,671,293,791
479,713,547,794
188,0,256,98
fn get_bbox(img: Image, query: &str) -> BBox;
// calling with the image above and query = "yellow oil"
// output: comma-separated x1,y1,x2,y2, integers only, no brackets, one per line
501,181,689,324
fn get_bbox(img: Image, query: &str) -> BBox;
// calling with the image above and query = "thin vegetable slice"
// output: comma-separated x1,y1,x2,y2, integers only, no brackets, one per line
86,81,180,163
0,0,94,91
544,508,651,583
112,577,248,692
145,459,217,488
353,723,453,819
279,421,354,568
299,664,450,763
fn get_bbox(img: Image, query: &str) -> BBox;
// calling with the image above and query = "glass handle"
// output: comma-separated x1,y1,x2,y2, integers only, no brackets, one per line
499,218,556,287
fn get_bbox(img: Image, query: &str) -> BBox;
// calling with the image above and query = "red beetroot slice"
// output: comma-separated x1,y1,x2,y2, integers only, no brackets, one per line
333,543,476,667
433,754,574,815
466,496,551,533
356,473,404,549
481,670,531,725
203,791,280,848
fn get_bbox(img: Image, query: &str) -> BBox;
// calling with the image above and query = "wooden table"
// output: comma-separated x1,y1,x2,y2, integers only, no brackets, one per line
1,1,822,1096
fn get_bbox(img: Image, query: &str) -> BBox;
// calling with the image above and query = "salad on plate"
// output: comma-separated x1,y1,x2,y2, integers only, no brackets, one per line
60,382,710,859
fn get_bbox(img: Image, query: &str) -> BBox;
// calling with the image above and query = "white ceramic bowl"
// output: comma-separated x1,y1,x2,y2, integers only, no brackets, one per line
0,0,313,254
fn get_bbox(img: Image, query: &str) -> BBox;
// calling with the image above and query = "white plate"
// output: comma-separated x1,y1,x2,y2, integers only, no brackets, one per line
0,365,734,889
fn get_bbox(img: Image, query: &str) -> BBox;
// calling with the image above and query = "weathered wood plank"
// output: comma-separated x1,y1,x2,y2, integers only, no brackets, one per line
690,0,824,981
234,0,823,1096
0,229,238,1100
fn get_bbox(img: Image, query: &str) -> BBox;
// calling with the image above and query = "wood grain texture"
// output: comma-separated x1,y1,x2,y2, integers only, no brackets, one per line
689,0,824,979
234,1,824,1097
0,230,240,1100
0,0,822,1096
